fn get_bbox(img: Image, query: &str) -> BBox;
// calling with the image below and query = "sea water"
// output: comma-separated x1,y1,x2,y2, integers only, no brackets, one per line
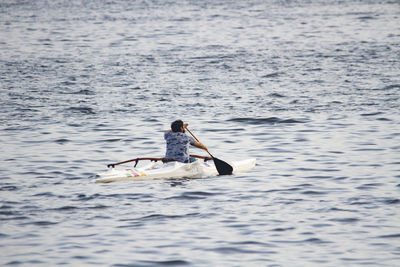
1,0,400,266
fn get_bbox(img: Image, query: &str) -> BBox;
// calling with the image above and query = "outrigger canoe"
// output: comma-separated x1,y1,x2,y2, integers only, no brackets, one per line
95,158,256,183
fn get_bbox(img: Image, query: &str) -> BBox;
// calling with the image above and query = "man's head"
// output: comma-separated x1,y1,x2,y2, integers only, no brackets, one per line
171,120,184,133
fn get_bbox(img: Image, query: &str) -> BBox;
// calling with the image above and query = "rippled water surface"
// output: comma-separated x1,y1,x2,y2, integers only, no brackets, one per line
1,0,400,266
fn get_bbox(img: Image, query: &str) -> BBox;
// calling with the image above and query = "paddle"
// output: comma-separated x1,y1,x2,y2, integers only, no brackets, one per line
185,127,233,175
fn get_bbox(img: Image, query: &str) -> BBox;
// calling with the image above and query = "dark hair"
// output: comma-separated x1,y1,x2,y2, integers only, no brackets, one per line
171,120,183,132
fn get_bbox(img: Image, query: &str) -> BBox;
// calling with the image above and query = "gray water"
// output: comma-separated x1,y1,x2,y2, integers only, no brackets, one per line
1,0,400,266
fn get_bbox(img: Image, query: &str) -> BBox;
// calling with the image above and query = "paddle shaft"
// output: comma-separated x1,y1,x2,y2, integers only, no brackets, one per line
185,127,214,158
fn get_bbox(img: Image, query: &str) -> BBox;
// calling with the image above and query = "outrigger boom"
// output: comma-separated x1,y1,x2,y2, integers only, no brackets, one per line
107,155,213,168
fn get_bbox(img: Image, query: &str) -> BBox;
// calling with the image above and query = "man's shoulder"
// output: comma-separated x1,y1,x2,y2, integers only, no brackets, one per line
165,131,183,138
165,132,191,140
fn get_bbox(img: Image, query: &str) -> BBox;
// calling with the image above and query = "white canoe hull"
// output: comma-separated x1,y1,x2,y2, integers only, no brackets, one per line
95,158,256,183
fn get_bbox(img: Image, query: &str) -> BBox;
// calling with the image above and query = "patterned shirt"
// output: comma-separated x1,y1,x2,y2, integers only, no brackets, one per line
164,131,196,163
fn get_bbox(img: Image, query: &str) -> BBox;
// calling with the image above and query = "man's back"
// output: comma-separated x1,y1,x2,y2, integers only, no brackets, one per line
164,131,196,163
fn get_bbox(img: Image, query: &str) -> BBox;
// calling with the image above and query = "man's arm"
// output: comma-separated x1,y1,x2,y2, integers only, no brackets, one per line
184,123,208,151
193,141,208,151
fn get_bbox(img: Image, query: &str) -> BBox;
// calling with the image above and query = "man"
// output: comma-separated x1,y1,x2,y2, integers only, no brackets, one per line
164,120,208,163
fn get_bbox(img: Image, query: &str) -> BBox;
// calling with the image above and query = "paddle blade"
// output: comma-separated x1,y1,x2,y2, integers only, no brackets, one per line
213,157,233,175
